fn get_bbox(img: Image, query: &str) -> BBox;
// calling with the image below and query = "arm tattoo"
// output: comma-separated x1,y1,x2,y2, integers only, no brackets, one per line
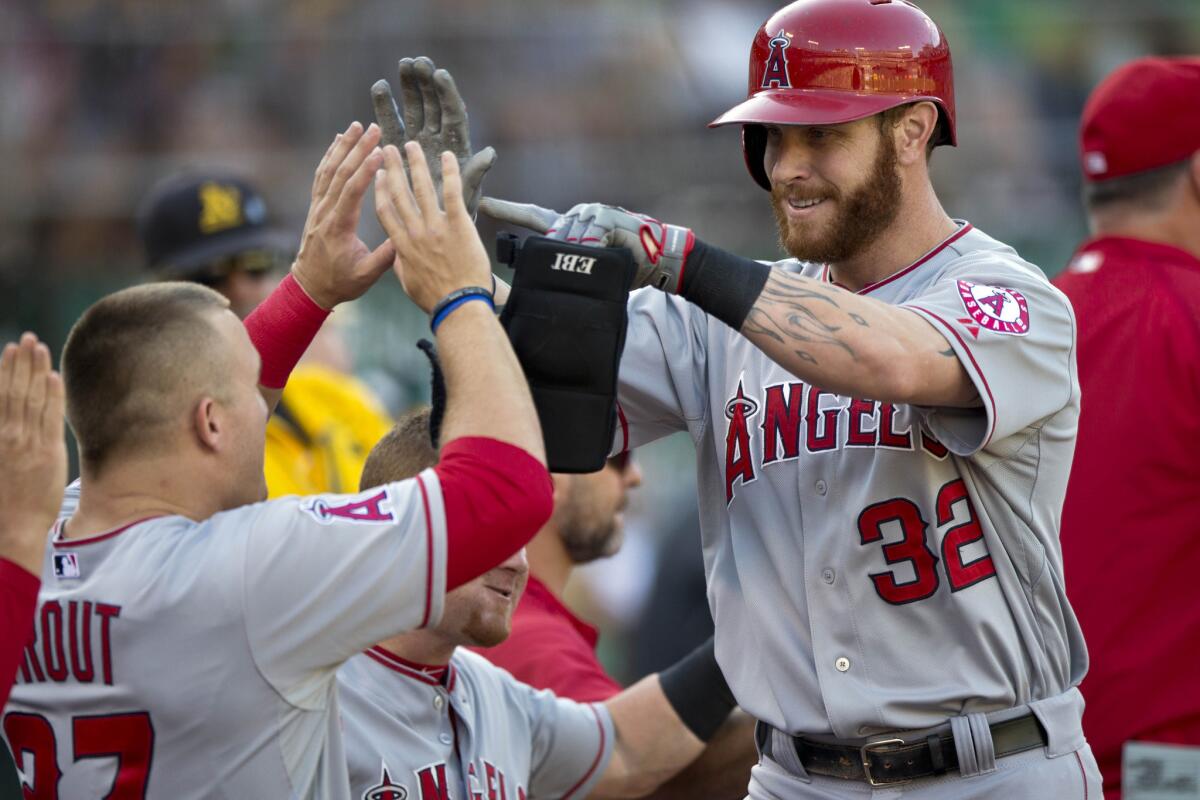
940,347,955,357
746,272,861,363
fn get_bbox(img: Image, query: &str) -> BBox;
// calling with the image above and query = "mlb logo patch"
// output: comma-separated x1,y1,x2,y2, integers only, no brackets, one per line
54,552,81,579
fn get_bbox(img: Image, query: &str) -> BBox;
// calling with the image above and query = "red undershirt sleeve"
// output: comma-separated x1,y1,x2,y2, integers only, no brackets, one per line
434,437,553,590
0,558,41,708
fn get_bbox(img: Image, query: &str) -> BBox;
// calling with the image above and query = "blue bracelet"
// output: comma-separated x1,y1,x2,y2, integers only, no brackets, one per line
430,287,495,333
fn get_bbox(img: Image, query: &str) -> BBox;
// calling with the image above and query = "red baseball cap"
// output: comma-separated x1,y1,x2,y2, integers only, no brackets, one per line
1080,56,1200,182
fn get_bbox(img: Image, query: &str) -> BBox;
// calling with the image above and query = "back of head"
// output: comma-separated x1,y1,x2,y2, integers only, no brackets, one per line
360,407,437,490
709,0,956,190
62,283,232,475
1080,57,1200,218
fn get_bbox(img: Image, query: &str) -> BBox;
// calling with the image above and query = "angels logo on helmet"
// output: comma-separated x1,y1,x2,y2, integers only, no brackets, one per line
761,30,793,89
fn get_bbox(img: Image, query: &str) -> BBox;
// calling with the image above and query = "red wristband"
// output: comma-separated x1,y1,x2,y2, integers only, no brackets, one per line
244,273,330,389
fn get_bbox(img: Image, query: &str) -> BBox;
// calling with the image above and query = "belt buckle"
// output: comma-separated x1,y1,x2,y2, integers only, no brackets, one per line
860,738,911,787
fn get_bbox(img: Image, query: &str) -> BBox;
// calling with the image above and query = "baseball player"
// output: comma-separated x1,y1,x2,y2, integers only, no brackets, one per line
474,0,1101,796
371,57,760,800
0,334,65,710
1054,57,1200,800
338,406,735,800
3,132,552,798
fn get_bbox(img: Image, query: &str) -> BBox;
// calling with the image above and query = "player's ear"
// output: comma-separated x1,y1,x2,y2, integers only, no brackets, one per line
192,396,222,453
894,102,938,168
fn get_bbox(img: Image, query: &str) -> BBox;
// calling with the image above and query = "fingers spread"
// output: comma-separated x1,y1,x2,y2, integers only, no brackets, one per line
477,197,559,234
328,123,382,206
334,147,385,230
440,152,467,221
398,58,424,135
314,122,362,200
371,79,407,148
363,238,397,280
374,168,412,248
434,69,470,156
381,145,421,231
460,147,497,213
405,141,441,219
413,57,441,134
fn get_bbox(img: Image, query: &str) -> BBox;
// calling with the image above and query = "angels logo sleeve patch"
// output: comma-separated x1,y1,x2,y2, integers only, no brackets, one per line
956,281,1030,336
903,262,1078,451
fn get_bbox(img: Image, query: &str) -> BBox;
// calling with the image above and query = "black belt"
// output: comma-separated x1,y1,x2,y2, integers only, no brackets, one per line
763,714,1048,787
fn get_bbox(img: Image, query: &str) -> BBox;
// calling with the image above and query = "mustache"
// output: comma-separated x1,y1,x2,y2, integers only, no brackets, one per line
770,181,840,205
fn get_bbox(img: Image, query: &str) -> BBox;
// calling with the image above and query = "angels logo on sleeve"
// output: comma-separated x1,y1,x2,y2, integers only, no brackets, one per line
302,488,397,525
957,280,1030,336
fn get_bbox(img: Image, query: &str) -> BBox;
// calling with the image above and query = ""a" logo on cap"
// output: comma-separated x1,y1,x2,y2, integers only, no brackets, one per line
762,30,792,89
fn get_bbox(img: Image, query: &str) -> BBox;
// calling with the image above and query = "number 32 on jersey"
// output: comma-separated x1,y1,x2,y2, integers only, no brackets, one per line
858,478,996,605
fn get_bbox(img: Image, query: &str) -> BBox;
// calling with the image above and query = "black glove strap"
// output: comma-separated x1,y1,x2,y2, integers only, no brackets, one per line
659,636,737,742
678,238,771,331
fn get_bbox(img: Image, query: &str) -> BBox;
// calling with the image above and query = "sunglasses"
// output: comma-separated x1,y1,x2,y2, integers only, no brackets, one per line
188,249,290,285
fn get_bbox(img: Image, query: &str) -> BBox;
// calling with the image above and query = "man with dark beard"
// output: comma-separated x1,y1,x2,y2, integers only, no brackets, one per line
477,0,1098,797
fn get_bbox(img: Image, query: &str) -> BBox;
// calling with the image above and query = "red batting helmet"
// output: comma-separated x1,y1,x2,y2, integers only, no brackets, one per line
710,0,957,190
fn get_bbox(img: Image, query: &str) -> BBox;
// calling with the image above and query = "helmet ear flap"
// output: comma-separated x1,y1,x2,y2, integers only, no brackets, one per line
742,124,772,192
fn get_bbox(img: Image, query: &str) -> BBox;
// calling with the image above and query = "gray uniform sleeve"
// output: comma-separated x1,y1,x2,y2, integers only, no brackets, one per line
239,468,448,708
516,680,615,799
613,288,712,453
902,257,1077,455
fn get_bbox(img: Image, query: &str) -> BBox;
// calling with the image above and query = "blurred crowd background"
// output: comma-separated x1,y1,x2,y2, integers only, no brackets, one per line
2,0,1197,684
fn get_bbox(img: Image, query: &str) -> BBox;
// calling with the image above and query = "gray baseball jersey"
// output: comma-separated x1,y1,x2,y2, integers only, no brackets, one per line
615,223,1086,738
338,646,613,800
4,475,448,799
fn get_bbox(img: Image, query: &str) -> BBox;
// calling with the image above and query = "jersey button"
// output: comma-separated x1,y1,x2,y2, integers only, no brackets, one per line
439,732,453,745
433,695,445,711
822,568,835,584
815,480,828,496
835,657,851,672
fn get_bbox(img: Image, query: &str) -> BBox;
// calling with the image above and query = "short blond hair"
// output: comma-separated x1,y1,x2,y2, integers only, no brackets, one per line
359,406,438,490
62,282,232,473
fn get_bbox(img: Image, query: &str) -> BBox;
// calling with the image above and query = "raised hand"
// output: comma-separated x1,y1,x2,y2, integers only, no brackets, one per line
479,197,694,293
374,142,493,313
0,333,66,575
291,122,395,310
371,57,496,217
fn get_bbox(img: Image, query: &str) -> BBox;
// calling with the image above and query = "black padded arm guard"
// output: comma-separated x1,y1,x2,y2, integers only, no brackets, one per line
498,234,635,473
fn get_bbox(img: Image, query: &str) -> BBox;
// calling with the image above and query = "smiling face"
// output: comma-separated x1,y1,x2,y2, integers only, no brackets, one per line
765,116,903,265
435,549,530,648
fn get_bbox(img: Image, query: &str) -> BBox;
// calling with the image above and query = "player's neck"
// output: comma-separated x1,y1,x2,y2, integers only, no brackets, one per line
828,187,957,292
374,631,455,667
1089,207,1200,262
66,457,228,539
525,525,574,598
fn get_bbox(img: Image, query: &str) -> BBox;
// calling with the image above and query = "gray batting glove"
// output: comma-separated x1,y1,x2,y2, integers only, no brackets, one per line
479,197,694,293
371,56,496,217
